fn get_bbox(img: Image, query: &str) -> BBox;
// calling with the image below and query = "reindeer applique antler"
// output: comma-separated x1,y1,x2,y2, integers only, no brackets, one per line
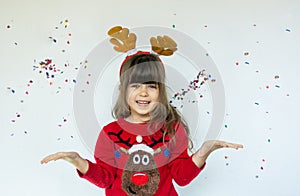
150,35,177,56
107,26,137,53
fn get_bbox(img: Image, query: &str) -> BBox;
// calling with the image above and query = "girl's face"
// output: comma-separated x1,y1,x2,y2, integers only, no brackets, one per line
126,82,160,123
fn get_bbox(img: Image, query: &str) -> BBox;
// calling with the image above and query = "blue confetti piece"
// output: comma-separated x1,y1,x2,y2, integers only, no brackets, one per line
163,149,170,157
286,29,291,32
275,85,280,88
114,150,121,159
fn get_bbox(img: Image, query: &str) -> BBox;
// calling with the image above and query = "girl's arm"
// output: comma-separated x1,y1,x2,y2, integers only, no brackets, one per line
192,140,243,168
41,151,89,174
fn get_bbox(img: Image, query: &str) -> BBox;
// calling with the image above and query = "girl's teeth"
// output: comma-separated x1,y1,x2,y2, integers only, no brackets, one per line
137,101,149,104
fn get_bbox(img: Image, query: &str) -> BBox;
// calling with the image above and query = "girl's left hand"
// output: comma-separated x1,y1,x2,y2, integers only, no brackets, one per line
192,140,243,168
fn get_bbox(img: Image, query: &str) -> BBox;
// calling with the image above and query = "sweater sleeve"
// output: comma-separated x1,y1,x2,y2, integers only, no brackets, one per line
77,128,117,188
168,151,206,186
167,123,206,186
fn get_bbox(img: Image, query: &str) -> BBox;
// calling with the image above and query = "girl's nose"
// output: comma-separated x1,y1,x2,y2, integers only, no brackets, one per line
139,85,148,96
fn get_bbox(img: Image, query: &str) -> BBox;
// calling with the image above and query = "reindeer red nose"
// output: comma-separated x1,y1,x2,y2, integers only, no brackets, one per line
131,172,149,186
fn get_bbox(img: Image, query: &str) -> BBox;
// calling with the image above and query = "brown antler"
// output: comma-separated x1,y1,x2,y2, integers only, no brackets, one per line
107,26,137,53
150,35,177,56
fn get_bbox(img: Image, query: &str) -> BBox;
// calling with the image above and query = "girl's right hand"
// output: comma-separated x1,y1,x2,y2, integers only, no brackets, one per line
41,152,89,175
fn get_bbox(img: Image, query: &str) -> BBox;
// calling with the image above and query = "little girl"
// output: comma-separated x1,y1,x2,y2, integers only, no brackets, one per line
41,26,243,196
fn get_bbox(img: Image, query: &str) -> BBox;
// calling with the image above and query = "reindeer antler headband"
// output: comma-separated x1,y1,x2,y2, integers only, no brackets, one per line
107,26,177,76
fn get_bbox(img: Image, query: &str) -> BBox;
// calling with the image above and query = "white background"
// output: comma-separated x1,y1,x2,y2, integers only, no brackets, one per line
0,0,299,195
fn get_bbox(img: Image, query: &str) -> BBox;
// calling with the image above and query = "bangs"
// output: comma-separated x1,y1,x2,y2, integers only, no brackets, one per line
122,59,165,85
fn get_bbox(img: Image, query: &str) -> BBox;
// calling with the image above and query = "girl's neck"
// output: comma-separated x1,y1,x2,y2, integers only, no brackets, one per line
125,115,151,124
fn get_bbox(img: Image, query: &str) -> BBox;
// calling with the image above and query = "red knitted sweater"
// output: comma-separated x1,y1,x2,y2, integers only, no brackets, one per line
78,118,205,195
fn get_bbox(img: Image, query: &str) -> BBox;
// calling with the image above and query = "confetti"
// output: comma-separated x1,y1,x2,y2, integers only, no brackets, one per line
64,19,69,28
49,36,57,43
6,87,15,93
285,28,291,32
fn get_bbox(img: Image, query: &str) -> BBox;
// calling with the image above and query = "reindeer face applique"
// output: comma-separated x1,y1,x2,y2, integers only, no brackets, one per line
121,144,161,196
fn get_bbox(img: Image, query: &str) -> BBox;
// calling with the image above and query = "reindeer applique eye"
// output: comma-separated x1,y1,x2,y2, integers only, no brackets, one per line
133,154,140,164
142,155,149,165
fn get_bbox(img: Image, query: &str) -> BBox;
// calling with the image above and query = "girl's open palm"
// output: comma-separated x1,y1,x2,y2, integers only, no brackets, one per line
192,140,243,168
199,140,243,156
41,152,89,174
41,152,80,164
